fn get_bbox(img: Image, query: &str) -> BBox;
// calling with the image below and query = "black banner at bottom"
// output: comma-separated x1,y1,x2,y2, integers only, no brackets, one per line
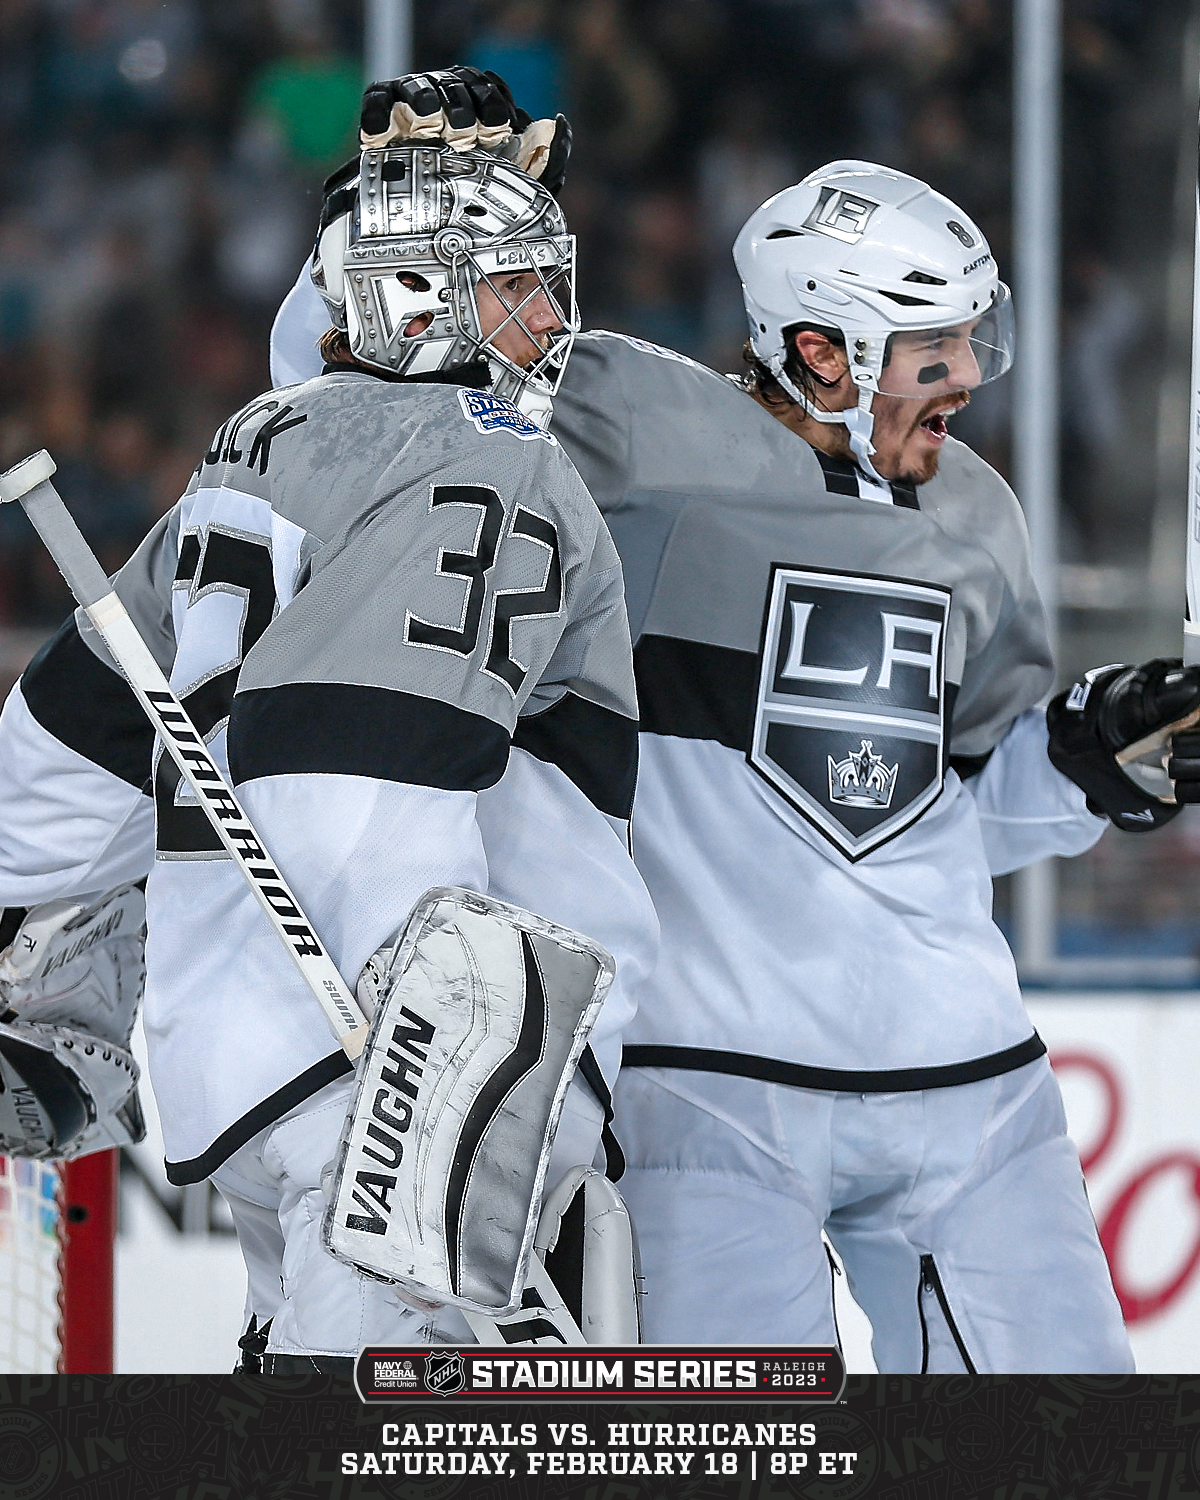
355,1345,845,1403
0,1373,1196,1499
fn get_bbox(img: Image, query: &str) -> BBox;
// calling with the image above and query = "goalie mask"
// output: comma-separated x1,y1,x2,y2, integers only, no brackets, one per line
312,143,577,423
734,160,1015,481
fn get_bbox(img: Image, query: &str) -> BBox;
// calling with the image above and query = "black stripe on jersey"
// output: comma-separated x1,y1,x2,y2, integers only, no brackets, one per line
174,532,200,584
577,1043,625,1181
228,682,511,791
813,447,921,509
891,478,920,510
812,449,860,497
633,634,757,752
165,1051,354,1184
622,1032,1048,1093
513,692,638,819
638,635,974,767
21,617,154,792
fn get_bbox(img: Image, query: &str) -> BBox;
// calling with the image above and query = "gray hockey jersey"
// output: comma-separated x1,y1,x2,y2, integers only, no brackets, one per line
551,331,1103,1088
0,372,657,1178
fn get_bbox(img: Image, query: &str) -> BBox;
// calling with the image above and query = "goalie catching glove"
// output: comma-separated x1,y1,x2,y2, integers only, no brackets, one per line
358,65,572,196
0,885,146,1159
324,887,613,1318
1047,658,1200,829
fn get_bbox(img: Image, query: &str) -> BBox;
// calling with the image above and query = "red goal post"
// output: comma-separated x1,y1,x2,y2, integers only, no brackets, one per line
0,1150,117,1373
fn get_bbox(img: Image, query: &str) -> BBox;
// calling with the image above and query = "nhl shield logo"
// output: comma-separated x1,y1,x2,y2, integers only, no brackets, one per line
749,565,950,860
425,1352,467,1396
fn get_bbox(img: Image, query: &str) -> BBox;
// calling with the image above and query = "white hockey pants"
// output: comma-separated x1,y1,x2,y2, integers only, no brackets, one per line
614,1057,1133,1372
211,1074,605,1358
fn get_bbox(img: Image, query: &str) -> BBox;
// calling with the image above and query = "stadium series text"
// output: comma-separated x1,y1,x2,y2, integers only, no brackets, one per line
340,1420,861,1479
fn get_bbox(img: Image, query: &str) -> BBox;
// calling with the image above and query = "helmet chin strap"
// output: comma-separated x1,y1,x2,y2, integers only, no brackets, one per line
843,387,887,486
768,358,889,487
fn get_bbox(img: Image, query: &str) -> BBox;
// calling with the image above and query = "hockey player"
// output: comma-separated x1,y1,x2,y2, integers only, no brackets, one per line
271,76,1200,1372
0,126,657,1367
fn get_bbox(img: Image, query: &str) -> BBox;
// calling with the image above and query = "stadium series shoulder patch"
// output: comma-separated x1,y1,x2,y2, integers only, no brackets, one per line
458,389,557,444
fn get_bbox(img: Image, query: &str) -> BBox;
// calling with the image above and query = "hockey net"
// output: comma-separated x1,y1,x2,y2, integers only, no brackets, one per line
0,1151,117,1373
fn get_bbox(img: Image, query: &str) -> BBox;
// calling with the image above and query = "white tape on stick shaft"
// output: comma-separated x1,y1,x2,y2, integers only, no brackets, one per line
22,484,113,608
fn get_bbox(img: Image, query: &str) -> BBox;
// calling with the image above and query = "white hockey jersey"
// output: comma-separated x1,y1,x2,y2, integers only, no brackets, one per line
267,277,1105,1089
549,332,1104,1089
0,371,658,1180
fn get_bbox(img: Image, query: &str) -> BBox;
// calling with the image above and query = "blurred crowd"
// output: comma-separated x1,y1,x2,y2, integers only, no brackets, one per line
0,0,1176,625
0,0,1193,952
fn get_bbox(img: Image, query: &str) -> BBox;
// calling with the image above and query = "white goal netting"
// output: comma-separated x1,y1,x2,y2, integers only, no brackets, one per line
0,1157,61,1372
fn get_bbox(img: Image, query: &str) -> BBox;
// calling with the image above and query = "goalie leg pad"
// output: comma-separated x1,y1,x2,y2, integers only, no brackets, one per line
537,1166,642,1344
323,887,614,1317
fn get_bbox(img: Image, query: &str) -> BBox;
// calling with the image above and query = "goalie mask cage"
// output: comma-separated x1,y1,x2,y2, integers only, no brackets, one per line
0,1150,117,1373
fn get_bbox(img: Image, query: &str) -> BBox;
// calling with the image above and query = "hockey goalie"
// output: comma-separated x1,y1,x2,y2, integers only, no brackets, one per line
0,85,656,1367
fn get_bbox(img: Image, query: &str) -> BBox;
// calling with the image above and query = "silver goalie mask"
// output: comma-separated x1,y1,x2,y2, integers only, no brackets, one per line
311,143,578,424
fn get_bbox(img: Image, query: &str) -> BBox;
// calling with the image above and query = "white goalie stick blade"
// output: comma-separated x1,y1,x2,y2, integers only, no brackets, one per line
323,888,614,1318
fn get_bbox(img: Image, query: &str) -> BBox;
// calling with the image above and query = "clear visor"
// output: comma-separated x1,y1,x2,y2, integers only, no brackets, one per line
463,235,579,394
876,282,1014,399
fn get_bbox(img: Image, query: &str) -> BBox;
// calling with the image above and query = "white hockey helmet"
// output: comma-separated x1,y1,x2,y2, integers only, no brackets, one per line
312,142,577,419
733,160,1014,474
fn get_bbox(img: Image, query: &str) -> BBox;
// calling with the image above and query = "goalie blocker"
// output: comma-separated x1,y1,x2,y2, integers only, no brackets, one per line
324,887,615,1318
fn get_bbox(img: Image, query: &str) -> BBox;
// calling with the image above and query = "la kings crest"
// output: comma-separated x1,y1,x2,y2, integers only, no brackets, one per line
749,565,951,860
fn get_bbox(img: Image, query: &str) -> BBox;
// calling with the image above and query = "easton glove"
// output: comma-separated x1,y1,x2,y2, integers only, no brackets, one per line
359,66,572,196
1047,658,1200,830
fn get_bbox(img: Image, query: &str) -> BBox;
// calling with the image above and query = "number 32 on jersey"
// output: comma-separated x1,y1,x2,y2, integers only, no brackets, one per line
157,485,562,857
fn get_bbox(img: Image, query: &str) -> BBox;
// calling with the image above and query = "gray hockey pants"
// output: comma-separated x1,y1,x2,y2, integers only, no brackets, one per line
614,1056,1134,1372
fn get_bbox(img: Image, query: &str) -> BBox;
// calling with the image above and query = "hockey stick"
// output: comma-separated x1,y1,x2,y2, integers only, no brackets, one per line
0,450,371,1062
0,448,585,1346
1114,107,1200,785
1186,84,1200,669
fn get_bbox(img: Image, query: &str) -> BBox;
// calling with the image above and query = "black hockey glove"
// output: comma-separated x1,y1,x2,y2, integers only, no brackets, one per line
359,66,572,197
1168,727,1200,803
1046,658,1200,831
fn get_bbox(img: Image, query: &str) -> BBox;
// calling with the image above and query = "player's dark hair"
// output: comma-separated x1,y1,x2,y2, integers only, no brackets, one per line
741,322,846,409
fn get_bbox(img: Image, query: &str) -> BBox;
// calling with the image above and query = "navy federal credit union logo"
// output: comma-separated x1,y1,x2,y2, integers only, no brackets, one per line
749,566,951,861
